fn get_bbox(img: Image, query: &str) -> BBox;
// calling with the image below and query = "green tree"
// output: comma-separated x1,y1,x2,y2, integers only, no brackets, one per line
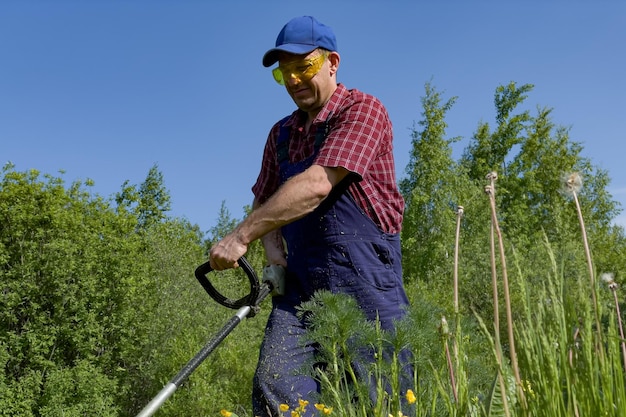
459,82,624,276
0,164,156,414
399,82,474,288
115,163,171,229
206,201,238,249
462,82,533,182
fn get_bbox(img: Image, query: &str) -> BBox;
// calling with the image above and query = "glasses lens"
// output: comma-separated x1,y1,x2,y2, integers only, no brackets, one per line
272,52,327,86
272,67,285,85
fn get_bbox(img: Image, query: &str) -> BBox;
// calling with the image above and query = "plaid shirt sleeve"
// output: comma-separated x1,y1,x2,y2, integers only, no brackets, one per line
314,89,404,233
251,122,281,204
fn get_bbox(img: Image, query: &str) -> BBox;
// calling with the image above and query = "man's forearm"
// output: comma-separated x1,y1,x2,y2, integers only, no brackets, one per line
209,164,347,270
237,164,337,245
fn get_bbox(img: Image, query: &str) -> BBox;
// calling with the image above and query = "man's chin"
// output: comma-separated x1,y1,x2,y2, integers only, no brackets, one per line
294,100,314,112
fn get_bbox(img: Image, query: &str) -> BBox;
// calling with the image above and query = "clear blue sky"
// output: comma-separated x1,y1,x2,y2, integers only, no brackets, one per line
2,1,625,233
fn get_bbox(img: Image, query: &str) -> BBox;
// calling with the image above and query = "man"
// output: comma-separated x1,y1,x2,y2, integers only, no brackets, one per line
209,16,411,416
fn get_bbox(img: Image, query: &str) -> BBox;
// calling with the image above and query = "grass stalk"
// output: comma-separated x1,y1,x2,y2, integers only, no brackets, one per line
440,316,458,403
451,205,463,406
602,273,626,373
453,206,463,316
484,173,523,402
564,173,605,360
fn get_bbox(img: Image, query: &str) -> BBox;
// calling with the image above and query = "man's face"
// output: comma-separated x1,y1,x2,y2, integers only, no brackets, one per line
276,49,338,115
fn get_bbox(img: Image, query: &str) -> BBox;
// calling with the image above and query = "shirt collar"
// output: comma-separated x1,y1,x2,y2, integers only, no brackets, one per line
313,83,346,124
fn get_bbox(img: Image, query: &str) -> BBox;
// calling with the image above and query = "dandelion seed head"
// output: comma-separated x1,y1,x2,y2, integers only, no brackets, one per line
563,172,583,196
484,185,493,195
601,272,615,284
456,205,464,216
601,273,619,290
486,171,498,181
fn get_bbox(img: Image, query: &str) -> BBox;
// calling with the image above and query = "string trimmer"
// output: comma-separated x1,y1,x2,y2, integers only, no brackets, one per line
136,256,281,417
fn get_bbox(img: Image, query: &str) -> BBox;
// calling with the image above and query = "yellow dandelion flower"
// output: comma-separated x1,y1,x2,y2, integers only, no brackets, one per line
291,411,300,417
405,389,416,404
279,404,290,412
315,404,325,411
323,406,333,415
298,399,309,408
220,410,232,417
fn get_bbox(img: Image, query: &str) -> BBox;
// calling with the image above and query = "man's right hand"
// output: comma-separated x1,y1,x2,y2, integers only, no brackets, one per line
209,230,248,270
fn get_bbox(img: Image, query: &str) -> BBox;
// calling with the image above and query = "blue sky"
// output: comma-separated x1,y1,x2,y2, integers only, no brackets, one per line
2,1,625,233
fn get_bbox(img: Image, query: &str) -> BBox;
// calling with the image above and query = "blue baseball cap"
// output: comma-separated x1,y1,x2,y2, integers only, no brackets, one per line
262,16,337,67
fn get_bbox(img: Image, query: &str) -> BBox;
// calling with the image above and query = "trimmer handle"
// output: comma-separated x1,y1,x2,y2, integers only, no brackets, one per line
194,256,260,309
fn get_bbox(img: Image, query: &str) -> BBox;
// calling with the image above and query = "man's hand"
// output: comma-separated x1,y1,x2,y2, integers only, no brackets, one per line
209,231,248,270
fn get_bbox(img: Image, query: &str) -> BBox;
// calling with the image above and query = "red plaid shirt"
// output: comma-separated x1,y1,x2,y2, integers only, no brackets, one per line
252,84,404,234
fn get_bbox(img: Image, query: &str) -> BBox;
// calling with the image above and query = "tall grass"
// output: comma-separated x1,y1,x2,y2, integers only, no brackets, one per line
221,171,625,417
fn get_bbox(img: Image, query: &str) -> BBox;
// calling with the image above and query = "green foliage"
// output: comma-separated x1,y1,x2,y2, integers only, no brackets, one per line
400,82,474,285
462,82,534,181
115,163,171,229
0,163,271,416
401,80,625,321
0,164,155,414
39,360,119,417
510,238,626,416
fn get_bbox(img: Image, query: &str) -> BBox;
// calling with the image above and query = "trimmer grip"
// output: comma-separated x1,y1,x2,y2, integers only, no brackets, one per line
194,256,260,309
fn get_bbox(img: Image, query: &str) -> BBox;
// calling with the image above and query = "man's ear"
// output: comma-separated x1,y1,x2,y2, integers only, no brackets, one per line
328,51,340,75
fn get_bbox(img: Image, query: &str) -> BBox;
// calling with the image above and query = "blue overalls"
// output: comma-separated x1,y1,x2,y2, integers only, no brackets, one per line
252,117,411,416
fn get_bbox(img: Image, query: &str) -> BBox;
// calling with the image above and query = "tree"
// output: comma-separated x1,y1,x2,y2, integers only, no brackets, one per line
115,163,171,229
399,82,473,287
459,82,624,276
0,164,156,414
462,82,533,182
206,201,238,249
401,81,626,318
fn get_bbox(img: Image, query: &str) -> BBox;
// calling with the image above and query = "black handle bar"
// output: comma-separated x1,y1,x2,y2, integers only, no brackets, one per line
194,256,260,309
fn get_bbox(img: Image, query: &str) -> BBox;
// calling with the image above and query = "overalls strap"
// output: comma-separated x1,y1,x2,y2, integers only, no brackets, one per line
276,113,333,175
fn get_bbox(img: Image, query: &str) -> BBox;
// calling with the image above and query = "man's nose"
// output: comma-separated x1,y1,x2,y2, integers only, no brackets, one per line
285,73,301,87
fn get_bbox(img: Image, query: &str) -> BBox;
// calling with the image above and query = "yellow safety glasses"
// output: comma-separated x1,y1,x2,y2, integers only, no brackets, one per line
272,51,328,85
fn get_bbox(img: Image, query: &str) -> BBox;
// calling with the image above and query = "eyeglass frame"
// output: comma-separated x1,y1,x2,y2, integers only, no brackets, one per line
271,50,329,86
